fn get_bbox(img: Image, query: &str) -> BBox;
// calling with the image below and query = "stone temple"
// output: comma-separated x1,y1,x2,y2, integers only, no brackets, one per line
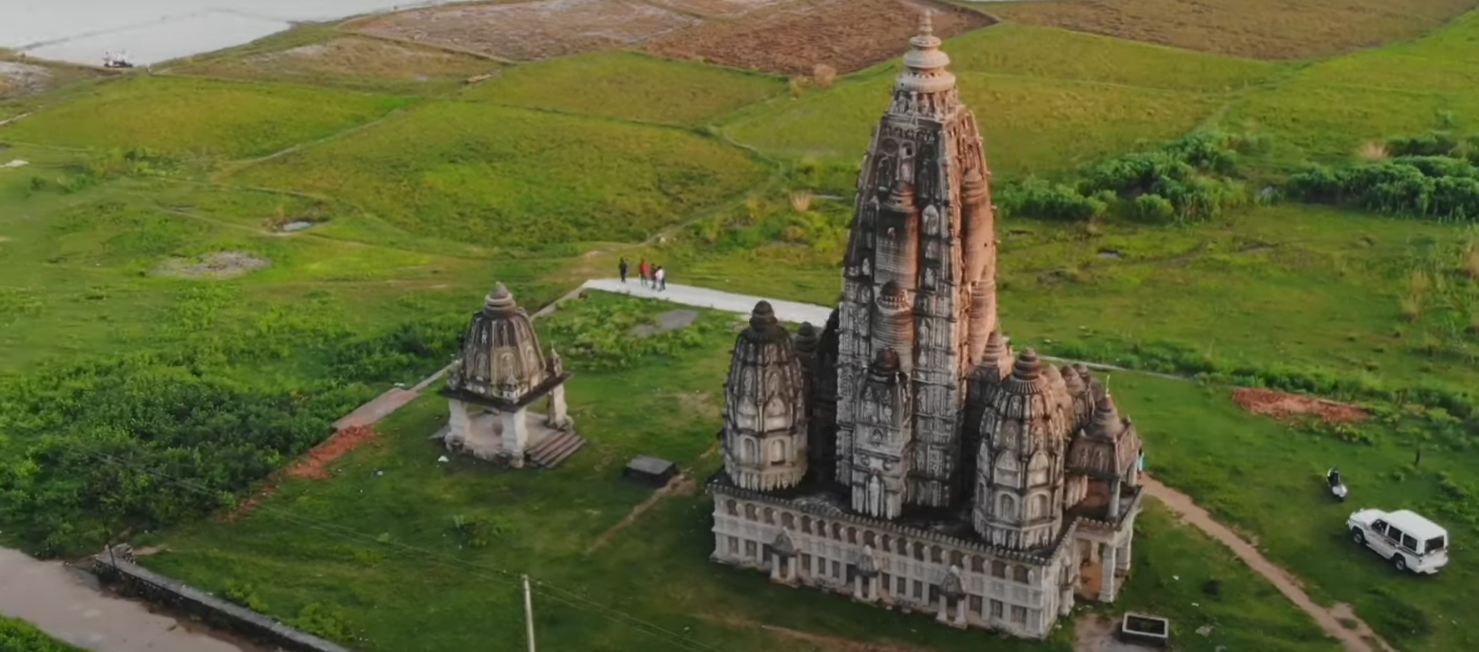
706,15,1145,639
437,283,587,469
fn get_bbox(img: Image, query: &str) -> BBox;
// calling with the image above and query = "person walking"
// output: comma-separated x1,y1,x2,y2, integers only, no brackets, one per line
638,259,651,287
618,257,629,284
654,265,666,292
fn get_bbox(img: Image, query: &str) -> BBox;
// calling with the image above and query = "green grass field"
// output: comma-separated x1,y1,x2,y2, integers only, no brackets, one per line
133,294,1343,652
726,70,1227,178
1113,372,1479,652
5,4,1479,652
2,76,413,159
228,100,768,250
466,51,786,125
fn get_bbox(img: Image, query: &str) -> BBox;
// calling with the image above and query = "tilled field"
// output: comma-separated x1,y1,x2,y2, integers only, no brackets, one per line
645,0,995,76
351,0,702,61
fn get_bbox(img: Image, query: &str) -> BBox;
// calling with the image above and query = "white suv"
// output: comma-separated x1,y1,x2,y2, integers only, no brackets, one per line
1347,509,1450,574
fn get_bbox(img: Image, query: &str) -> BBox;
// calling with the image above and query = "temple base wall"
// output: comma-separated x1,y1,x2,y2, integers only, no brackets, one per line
709,489,1083,640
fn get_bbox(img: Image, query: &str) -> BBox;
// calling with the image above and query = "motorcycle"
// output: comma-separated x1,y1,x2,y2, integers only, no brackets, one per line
1327,466,1348,502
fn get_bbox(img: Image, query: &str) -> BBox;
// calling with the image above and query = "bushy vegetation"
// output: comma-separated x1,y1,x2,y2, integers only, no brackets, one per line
467,51,785,125
0,284,465,555
3,76,413,159
999,131,1255,223
542,292,736,372
0,616,87,652
230,100,767,249
1287,130,1479,221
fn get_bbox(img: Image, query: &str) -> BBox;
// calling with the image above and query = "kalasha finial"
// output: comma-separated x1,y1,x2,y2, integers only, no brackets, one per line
919,10,934,37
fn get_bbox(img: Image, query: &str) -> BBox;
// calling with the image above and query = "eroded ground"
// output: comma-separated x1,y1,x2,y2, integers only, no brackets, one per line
350,0,702,61
647,0,994,75
348,0,993,74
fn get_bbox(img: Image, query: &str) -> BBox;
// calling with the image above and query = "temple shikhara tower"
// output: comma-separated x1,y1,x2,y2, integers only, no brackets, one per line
706,15,1145,639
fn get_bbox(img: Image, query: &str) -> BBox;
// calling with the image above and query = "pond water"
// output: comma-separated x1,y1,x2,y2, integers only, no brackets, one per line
3,0,458,66
0,548,266,652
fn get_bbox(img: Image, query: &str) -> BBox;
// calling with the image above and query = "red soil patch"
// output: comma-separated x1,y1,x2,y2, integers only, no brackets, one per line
645,0,995,76
223,425,380,521
1232,388,1370,424
287,425,380,479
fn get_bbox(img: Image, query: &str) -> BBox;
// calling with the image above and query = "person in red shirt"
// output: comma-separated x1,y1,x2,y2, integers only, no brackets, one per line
638,259,651,287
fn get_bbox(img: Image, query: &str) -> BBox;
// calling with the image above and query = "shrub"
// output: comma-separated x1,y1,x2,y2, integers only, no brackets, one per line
224,582,270,612
1288,133,1479,221
812,64,837,89
1131,193,1176,223
450,514,514,549
292,603,354,643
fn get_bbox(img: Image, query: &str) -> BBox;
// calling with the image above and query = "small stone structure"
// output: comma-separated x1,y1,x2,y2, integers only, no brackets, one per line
92,545,356,652
437,283,585,468
1119,613,1170,648
624,455,678,486
706,15,1145,641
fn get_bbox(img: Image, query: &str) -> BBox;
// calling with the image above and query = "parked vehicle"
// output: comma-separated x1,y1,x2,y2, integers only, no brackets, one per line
1347,509,1449,574
1327,466,1347,502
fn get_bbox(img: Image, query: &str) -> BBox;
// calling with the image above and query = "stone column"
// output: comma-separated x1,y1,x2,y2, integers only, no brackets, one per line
935,595,949,623
447,399,471,448
954,599,967,627
1060,585,1074,616
770,555,782,581
1108,478,1123,520
1099,543,1118,602
868,576,878,601
502,407,530,467
547,384,571,429
853,575,864,599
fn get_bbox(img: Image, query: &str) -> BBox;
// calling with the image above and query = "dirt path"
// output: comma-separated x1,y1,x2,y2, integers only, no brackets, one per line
585,473,697,555
1140,475,1395,652
701,615,933,652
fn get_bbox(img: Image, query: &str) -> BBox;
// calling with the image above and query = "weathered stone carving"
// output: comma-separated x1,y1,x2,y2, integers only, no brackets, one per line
722,301,809,491
439,283,575,468
708,13,1145,640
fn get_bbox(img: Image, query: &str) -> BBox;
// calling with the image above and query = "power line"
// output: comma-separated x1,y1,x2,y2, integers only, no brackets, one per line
76,449,733,652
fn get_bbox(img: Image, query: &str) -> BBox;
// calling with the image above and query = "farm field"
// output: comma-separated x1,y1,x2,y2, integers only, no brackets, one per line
133,294,1344,652
3,3,1479,652
164,29,501,95
464,51,785,125
984,0,1478,59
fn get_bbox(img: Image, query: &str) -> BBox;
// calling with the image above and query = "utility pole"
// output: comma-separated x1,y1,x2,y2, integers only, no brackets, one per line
523,575,537,652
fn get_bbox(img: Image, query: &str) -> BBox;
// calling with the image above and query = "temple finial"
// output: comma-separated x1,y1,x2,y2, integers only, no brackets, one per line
919,10,934,37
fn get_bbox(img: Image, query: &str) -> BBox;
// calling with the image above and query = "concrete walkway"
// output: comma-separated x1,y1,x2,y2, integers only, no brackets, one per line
580,279,833,326
0,548,255,652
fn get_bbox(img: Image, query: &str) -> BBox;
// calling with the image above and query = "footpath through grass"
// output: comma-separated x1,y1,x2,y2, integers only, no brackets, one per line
229,99,768,250
1112,373,1478,652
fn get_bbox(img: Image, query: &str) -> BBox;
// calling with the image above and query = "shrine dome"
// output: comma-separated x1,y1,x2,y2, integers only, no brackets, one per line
722,301,808,491
446,283,552,406
978,349,1074,453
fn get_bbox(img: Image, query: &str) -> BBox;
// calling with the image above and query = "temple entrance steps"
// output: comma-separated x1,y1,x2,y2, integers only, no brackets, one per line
527,430,587,468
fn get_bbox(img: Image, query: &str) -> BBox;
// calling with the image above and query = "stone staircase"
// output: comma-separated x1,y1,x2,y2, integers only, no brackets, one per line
527,431,587,469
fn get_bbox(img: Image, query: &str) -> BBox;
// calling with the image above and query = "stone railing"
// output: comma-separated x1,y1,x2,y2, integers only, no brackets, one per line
92,545,357,652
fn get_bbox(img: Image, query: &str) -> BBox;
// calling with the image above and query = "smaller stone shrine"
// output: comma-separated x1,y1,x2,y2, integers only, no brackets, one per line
436,283,586,468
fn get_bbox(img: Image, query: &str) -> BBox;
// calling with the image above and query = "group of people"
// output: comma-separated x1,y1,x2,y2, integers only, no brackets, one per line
618,258,666,291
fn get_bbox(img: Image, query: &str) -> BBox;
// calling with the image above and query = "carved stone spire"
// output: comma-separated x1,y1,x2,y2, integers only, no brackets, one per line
722,301,809,492
897,10,955,95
